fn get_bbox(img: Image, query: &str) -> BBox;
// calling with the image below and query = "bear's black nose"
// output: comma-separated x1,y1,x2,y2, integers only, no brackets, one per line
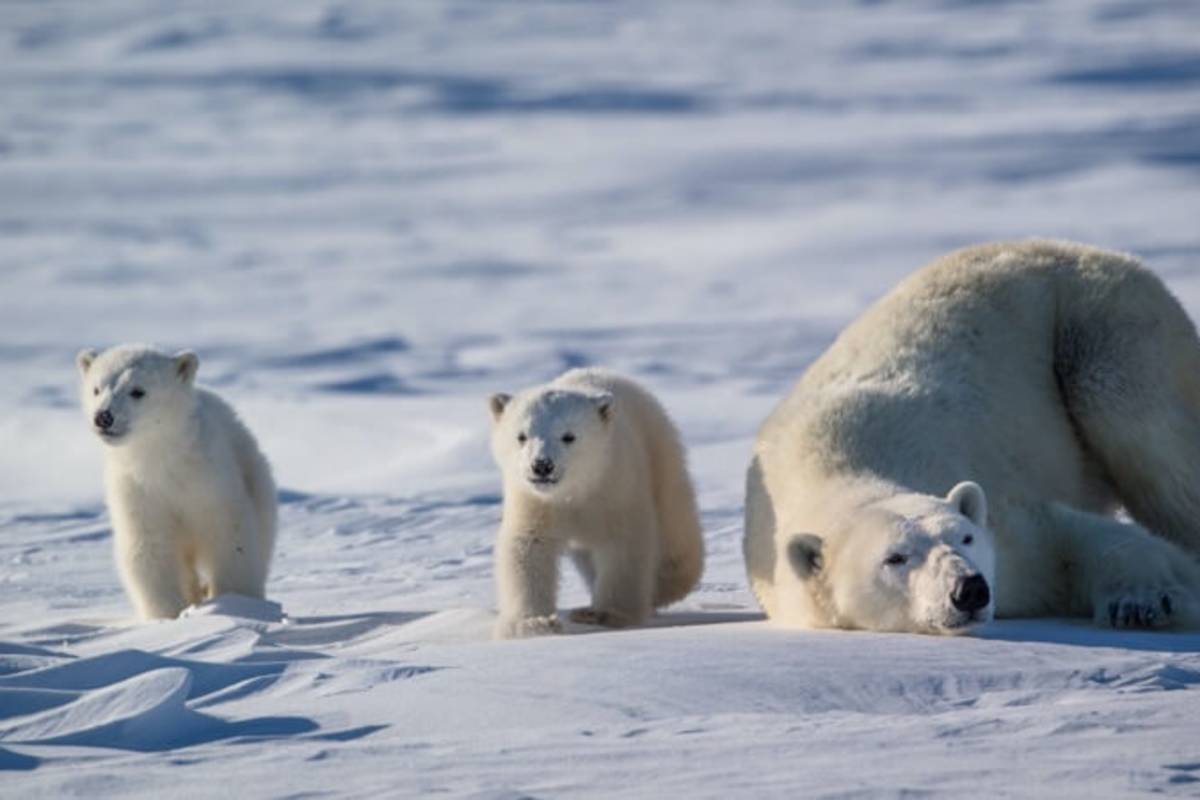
94,410,115,430
951,573,990,613
532,458,555,478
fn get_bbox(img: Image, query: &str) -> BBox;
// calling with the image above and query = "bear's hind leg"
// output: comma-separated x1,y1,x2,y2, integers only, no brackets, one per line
204,508,269,600
181,548,206,606
1056,275,1200,553
650,447,704,608
1047,503,1200,629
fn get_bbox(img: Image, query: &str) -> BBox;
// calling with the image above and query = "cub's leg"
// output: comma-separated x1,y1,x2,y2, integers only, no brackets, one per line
203,505,269,600
1047,503,1200,629
180,551,206,606
494,528,563,639
569,531,657,629
110,497,190,620
649,432,704,608
234,436,278,578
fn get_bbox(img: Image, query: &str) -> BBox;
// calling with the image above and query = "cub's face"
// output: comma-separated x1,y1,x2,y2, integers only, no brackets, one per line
788,482,995,635
76,346,199,447
488,387,614,499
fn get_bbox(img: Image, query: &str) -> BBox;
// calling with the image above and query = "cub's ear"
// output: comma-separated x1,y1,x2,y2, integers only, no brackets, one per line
591,391,614,423
76,348,99,376
786,533,824,579
489,393,512,421
173,351,199,385
947,481,987,527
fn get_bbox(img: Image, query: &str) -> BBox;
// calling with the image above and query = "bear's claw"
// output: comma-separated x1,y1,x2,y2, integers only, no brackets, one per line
1100,590,1174,629
568,607,633,628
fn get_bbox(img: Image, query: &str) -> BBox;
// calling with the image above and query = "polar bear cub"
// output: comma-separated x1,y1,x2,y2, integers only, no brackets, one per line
489,368,704,638
745,240,1200,634
77,344,277,620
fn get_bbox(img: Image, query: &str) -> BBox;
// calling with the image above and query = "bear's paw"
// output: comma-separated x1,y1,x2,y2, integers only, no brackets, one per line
1095,587,1178,629
494,614,563,640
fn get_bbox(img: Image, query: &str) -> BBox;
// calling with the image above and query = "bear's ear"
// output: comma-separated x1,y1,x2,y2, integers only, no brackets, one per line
173,351,199,385
76,348,98,376
947,481,987,527
786,533,824,579
591,391,614,423
489,393,512,421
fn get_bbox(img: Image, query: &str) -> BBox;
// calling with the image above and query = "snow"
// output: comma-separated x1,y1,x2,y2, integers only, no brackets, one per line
2,1,1200,796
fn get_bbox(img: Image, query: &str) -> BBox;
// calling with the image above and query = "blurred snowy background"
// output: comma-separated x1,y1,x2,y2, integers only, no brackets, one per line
2,2,1200,796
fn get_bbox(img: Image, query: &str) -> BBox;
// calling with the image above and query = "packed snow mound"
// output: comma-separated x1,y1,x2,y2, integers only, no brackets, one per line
3,596,1200,794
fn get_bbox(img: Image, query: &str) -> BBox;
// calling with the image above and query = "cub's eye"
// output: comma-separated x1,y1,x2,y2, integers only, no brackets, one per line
963,534,974,545
130,388,146,400
883,553,908,567
92,387,99,396
561,433,576,444
517,433,528,444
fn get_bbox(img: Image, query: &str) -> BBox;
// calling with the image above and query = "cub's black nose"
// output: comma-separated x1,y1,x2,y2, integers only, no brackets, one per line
532,458,555,478
951,573,990,613
94,410,115,430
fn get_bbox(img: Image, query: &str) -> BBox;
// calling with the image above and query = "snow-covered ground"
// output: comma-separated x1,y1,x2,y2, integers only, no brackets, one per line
3,1,1200,796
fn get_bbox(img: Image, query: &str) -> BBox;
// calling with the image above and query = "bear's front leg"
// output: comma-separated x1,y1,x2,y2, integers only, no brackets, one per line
113,525,190,620
107,483,190,620
569,534,655,629
1088,545,1200,631
1048,503,1200,629
494,529,563,639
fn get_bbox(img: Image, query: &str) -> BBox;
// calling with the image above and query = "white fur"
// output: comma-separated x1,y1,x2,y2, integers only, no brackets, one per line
745,240,1200,634
489,368,704,638
77,344,277,620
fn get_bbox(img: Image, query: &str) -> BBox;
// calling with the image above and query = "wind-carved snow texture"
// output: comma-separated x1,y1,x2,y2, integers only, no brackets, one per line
2,1,1200,797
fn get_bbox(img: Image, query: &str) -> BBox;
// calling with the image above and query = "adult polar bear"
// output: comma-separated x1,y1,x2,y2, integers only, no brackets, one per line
745,240,1200,634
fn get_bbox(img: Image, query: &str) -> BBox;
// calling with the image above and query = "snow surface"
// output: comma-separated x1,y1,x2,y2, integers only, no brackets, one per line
3,1,1200,797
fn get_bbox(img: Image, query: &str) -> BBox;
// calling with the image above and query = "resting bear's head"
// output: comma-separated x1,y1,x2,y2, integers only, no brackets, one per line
787,482,995,634
488,386,614,499
76,345,199,447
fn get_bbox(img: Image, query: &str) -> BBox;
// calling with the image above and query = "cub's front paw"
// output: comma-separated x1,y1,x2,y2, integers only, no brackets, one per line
1094,587,1177,629
568,607,637,628
493,614,562,640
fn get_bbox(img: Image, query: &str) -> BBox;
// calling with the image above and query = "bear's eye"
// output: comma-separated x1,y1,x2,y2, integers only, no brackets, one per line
517,433,528,445
561,432,575,444
130,387,146,400
883,553,908,567
963,534,974,545
92,387,99,397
